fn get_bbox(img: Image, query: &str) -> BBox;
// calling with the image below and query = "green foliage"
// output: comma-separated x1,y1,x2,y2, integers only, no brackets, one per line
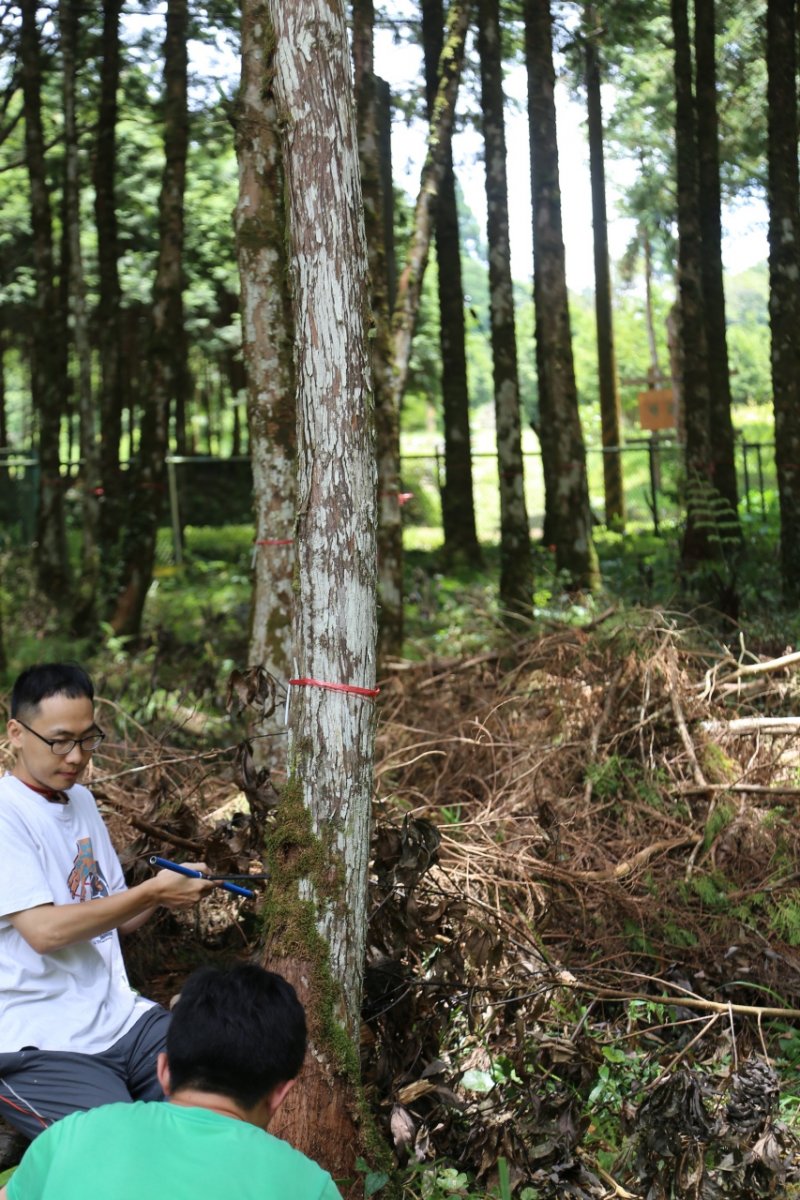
356,1156,390,1198
585,755,667,811
700,743,739,784
399,460,443,528
398,1158,536,1200
704,802,736,849
769,894,800,947
663,920,699,948
690,871,733,910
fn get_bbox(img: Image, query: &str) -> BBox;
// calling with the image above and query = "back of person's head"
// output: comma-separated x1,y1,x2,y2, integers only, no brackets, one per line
11,662,94,719
166,964,307,1109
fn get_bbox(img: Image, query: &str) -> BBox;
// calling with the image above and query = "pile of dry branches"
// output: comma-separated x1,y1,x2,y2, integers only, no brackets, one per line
365,612,800,1196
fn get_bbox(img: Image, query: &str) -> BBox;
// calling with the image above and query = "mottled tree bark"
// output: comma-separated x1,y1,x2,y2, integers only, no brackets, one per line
111,0,188,635
767,0,800,595
263,0,378,1187
235,0,296,770
94,0,125,611
477,0,532,614
694,0,739,530
524,0,599,589
61,0,100,633
584,8,624,530
672,0,715,565
353,0,403,657
20,0,70,601
422,0,481,566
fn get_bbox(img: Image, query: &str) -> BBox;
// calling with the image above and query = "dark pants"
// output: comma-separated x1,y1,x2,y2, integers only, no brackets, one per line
0,1005,170,1140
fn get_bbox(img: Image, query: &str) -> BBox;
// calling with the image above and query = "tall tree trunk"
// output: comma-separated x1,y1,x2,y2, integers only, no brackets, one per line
584,7,624,530
110,0,188,635
694,0,739,531
263,0,378,1186
61,0,100,633
422,0,481,566
524,0,599,589
235,0,296,772
94,0,125,606
353,0,404,657
389,0,471,416
20,0,70,601
672,0,715,565
767,0,800,595
173,387,188,456
642,226,662,384
477,0,532,615
0,321,7,447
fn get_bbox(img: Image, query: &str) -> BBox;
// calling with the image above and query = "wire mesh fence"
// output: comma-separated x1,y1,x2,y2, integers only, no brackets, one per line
0,436,778,560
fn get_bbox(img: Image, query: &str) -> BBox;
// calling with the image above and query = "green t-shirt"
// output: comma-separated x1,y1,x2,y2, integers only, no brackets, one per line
7,1101,343,1200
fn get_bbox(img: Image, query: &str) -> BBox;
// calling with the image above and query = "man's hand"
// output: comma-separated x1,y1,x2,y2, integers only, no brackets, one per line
8,864,217,955
152,863,217,909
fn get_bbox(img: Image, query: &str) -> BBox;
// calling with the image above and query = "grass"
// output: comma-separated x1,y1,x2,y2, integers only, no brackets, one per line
400,401,777,547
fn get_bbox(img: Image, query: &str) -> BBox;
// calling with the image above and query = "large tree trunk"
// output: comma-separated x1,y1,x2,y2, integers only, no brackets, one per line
61,0,100,633
422,0,481,567
671,0,715,566
389,0,471,411
477,0,532,615
235,0,296,770
111,0,188,636
694,0,739,531
767,0,800,596
353,0,404,658
263,0,378,1187
524,0,599,590
94,0,125,612
20,0,70,601
0,322,8,447
584,7,624,531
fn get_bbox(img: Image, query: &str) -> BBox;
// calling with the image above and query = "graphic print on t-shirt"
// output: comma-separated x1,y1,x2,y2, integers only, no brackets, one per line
67,837,110,901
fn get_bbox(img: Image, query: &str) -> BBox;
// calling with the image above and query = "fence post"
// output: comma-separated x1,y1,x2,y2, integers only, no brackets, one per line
741,439,751,514
166,458,183,566
648,436,660,536
755,444,766,518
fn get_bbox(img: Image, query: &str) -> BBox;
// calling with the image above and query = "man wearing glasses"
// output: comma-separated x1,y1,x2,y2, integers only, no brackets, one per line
0,662,215,1143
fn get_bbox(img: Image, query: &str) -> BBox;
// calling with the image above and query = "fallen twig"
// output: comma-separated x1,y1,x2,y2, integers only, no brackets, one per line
700,716,800,735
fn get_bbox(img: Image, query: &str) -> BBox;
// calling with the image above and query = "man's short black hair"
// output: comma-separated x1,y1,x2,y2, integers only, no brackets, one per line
11,663,95,719
166,964,307,1109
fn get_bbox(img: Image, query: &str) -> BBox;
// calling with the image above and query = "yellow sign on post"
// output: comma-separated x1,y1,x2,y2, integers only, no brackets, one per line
638,388,676,431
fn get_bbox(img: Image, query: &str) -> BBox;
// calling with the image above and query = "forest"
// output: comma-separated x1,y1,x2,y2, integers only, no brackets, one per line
2,0,800,1197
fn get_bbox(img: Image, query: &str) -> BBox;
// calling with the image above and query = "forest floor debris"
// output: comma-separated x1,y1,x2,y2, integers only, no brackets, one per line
4,610,800,1196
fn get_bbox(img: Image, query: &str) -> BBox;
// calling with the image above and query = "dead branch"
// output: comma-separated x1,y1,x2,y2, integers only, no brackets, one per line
700,716,800,734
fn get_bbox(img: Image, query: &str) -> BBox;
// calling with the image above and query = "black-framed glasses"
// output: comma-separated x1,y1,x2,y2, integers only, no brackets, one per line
16,719,106,757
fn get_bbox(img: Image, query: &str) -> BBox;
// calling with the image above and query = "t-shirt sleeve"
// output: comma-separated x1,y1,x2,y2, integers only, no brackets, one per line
0,808,55,919
6,1126,55,1199
319,1175,345,1200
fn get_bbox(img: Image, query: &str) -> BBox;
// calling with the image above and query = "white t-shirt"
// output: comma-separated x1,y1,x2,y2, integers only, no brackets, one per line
0,774,153,1054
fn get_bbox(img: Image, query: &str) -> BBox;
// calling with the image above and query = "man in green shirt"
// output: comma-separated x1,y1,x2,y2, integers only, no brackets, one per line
0,963,342,1200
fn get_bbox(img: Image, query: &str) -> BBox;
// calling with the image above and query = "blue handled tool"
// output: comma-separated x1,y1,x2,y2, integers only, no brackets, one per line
148,856,255,899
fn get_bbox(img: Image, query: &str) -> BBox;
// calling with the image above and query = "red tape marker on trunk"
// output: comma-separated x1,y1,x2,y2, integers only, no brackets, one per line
289,677,380,698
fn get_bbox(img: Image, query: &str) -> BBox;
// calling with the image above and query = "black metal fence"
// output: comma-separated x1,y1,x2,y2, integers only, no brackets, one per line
0,437,778,556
